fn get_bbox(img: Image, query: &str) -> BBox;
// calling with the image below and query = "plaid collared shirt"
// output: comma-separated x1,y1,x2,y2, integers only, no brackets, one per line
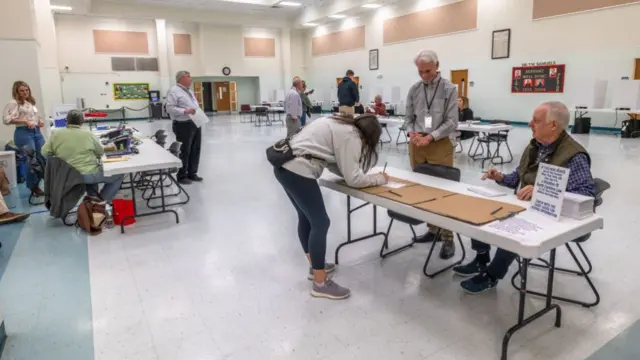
500,144,595,197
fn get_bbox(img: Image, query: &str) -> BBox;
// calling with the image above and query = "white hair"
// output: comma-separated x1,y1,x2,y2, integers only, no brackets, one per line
542,101,570,130
414,50,439,65
292,76,302,87
175,70,190,83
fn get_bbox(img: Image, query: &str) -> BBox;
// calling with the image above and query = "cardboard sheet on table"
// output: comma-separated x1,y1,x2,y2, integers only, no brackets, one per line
415,193,526,225
358,177,417,194
377,185,455,205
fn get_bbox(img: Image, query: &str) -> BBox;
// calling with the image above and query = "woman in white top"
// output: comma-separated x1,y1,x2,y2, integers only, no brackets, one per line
273,113,388,300
2,81,46,195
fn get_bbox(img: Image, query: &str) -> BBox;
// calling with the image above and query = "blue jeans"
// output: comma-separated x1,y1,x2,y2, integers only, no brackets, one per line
14,127,45,189
300,112,307,126
273,166,329,270
83,170,124,202
471,240,518,279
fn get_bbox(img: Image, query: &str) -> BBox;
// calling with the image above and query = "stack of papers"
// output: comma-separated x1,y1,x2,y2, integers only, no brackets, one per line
385,181,407,189
468,186,506,198
561,192,594,220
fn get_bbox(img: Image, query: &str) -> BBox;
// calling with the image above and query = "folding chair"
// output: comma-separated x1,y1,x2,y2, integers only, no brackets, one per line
23,147,46,205
510,178,610,308
380,163,466,278
239,104,254,123
254,106,270,126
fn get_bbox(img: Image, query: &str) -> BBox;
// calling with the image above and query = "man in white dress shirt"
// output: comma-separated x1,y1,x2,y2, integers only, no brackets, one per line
284,77,303,137
166,70,203,185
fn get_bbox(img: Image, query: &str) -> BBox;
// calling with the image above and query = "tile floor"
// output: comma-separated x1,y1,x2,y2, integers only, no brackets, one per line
0,114,640,360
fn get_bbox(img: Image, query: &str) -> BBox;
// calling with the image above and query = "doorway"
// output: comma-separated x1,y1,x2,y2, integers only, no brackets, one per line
202,82,213,112
635,58,640,80
450,69,469,98
214,82,231,112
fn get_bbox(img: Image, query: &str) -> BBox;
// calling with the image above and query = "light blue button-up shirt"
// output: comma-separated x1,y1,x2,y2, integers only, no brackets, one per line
166,84,199,122
284,87,302,119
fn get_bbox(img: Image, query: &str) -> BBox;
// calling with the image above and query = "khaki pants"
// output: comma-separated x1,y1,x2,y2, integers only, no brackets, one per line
0,193,8,215
338,106,354,116
409,137,455,241
285,114,301,138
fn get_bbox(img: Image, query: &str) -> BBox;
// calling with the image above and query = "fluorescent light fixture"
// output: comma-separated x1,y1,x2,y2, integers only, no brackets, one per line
279,1,301,6
303,22,318,26
329,14,346,19
51,5,73,11
362,3,382,8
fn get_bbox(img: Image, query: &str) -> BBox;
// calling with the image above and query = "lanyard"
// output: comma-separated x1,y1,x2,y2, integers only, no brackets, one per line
422,77,441,112
178,85,198,106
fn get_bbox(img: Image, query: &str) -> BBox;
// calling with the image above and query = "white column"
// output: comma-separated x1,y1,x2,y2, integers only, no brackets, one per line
33,0,62,136
155,19,171,96
0,0,44,144
280,27,292,90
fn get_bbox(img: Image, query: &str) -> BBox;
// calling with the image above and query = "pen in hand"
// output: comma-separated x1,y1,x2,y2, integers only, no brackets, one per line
383,161,387,174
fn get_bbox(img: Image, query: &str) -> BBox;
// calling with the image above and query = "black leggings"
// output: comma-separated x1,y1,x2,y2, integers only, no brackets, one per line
274,167,330,270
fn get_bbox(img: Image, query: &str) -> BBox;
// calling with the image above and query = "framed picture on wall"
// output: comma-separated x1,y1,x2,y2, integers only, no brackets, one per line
369,49,379,70
491,29,511,60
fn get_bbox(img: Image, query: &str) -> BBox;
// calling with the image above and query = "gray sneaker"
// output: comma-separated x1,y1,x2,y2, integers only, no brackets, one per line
307,263,336,280
311,279,351,300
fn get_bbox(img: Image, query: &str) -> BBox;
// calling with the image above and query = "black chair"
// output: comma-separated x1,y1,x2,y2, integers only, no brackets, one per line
23,146,46,205
511,178,610,307
254,106,270,126
380,163,466,278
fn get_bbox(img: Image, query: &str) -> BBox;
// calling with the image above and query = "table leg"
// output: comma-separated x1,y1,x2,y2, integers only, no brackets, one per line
501,253,562,360
145,172,191,209
334,196,387,265
422,232,466,278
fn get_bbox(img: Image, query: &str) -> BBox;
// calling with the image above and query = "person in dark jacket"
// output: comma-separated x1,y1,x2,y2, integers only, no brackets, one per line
337,70,359,115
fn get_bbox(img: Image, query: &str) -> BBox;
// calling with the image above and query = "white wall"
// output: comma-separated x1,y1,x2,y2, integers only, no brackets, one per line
55,15,160,118
304,0,640,127
166,21,203,84
199,24,285,102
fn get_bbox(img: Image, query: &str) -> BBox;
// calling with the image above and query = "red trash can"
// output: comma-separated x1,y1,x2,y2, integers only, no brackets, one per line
112,199,136,226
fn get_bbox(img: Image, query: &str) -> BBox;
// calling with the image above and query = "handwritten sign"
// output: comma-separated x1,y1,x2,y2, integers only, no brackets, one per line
530,163,570,220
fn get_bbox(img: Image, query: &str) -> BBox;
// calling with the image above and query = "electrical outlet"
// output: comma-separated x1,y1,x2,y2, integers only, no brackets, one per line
106,105,110,109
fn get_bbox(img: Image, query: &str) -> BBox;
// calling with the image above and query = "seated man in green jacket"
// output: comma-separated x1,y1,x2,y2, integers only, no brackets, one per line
42,110,124,202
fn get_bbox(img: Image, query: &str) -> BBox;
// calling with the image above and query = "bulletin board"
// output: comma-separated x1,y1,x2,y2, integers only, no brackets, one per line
113,83,150,100
511,64,565,94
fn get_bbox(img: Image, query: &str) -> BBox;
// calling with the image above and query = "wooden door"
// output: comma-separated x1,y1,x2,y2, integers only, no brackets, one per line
214,82,231,111
229,81,238,111
635,58,640,80
193,81,204,109
450,69,469,98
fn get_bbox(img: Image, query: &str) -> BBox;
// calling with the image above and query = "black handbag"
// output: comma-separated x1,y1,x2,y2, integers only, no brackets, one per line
266,138,297,168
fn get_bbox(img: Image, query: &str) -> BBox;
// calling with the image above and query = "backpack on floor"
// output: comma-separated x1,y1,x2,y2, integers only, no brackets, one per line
0,168,9,196
76,196,107,236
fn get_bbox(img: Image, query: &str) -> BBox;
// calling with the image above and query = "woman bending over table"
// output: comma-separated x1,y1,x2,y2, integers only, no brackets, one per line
273,113,388,300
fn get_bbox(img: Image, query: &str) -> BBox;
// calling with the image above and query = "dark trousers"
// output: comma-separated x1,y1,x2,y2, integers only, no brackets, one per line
273,166,329,270
300,112,307,127
14,127,45,189
471,239,518,280
172,120,201,179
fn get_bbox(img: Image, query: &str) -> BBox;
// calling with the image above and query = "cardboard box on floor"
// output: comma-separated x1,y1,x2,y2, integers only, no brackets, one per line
415,193,526,225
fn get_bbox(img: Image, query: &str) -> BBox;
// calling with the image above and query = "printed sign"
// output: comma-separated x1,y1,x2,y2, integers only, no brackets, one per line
52,104,77,121
530,163,570,220
512,64,565,93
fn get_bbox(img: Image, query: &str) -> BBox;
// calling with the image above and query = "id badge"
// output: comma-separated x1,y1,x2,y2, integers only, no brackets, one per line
424,115,433,129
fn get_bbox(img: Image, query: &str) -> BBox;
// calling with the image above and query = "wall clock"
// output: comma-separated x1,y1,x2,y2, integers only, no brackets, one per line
222,67,231,76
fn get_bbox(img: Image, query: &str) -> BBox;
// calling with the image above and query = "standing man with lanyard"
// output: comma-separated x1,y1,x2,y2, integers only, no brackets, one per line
284,77,303,137
404,49,459,259
166,70,203,185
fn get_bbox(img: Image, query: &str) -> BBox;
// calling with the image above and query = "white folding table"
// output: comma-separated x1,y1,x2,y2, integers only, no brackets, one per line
103,139,183,233
319,166,603,360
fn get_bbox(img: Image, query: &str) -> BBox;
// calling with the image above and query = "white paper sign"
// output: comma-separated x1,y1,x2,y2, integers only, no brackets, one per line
385,181,407,189
190,108,210,128
487,216,543,239
530,163,570,220
52,104,77,121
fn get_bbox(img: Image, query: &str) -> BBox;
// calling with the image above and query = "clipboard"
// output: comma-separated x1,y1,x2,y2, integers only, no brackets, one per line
415,193,526,225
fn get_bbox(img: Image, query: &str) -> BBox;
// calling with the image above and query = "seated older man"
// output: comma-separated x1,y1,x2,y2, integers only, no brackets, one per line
454,101,596,294
41,110,124,203
367,95,387,116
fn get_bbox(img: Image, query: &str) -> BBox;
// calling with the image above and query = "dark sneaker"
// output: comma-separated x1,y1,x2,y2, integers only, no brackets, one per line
188,174,203,182
177,177,193,185
311,279,350,300
414,232,440,243
0,212,30,225
439,240,456,260
308,263,336,280
460,272,498,294
453,257,488,277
